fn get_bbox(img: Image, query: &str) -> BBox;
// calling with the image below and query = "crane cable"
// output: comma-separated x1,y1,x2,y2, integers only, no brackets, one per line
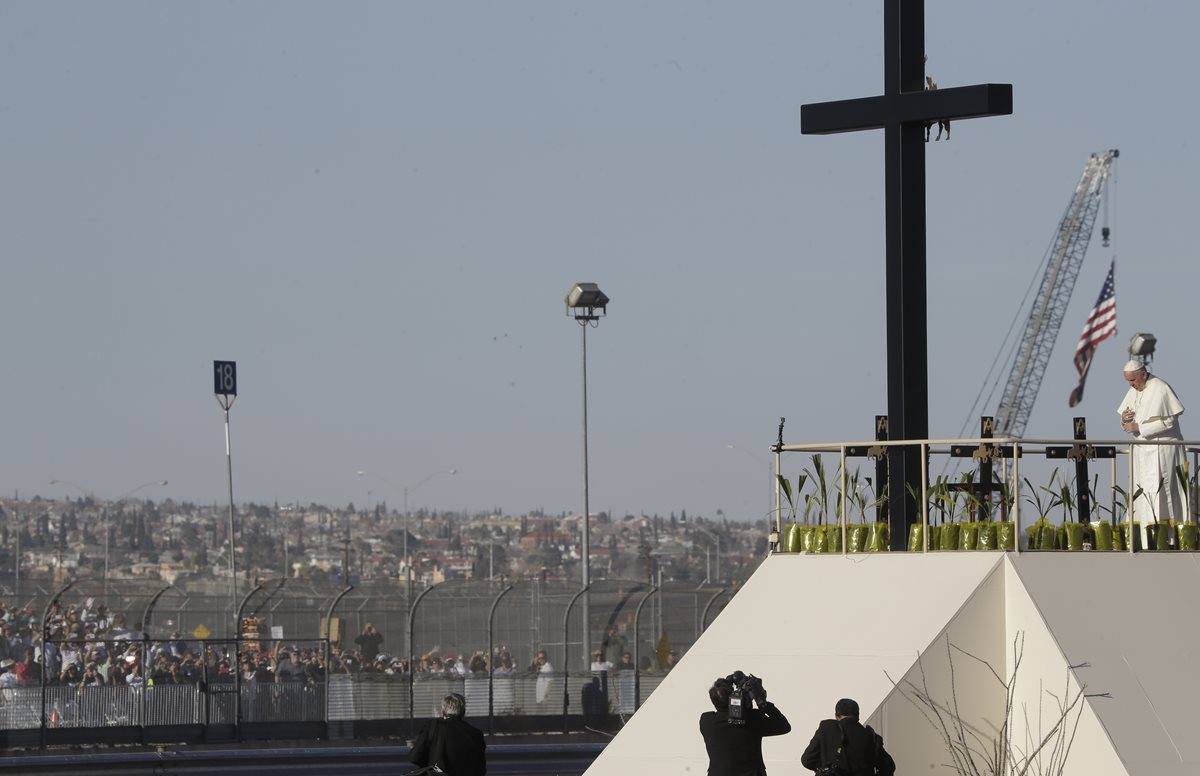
945,154,1118,477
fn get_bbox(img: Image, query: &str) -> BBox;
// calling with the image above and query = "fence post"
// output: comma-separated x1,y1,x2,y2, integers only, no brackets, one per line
561,585,589,734
699,588,729,633
631,586,658,710
408,582,440,740
486,584,515,734
234,583,262,740
323,585,354,732
39,579,80,748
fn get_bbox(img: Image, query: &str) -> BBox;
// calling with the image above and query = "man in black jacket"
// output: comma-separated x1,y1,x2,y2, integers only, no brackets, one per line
800,698,895,776
698,674,791,776
410,693,486,776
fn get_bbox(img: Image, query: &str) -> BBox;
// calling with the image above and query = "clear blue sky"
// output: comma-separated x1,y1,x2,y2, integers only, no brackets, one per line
3,1,1196,520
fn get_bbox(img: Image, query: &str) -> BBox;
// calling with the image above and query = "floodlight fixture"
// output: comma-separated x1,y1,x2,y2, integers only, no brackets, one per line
1129,332,1157,361
565,282,609,321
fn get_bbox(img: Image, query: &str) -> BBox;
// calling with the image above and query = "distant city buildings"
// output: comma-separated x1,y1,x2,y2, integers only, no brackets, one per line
0,497,768,592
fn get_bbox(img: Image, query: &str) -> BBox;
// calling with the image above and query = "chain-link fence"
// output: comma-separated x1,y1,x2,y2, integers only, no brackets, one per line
0,576,733,745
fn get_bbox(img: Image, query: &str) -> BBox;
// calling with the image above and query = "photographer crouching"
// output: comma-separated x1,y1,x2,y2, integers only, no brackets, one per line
699,671,791,776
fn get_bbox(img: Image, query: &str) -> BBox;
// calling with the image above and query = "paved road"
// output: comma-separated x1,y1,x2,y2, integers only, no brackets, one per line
0,741,605,775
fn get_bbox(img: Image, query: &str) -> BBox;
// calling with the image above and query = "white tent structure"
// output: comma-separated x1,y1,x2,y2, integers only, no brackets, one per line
585,551,1200,775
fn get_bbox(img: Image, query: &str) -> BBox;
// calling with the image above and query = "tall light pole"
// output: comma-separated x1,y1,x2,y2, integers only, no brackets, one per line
566,282,609,663
213,360,239,610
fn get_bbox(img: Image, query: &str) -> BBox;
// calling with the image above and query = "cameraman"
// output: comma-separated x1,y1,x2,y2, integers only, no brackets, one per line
801,698,895,776
699,674,791,776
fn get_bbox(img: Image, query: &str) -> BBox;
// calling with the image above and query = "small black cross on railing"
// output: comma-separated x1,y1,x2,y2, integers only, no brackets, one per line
800,0,1012,549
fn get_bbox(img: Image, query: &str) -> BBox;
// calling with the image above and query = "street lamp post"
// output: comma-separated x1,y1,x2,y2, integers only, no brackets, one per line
49,478,167,601
357,468,457,592
566,282,609,663
694,525,721,584
110,480,168,601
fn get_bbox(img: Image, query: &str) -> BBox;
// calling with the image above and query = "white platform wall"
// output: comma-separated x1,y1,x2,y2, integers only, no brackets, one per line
585,553,1001,776
584,551,1200,776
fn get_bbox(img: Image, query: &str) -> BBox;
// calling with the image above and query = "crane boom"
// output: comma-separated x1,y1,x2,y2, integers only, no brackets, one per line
994,149,1118,437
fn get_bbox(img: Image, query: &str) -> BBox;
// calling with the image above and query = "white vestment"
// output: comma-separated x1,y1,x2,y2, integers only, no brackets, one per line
535,660,554,703
1118,375,1186,523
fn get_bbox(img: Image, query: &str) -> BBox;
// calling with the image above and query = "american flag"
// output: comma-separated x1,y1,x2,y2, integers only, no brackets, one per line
1068,259,1117,407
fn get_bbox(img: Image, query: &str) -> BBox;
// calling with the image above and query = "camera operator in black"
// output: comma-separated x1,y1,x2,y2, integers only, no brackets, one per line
801,698,895,776
699,674,791,776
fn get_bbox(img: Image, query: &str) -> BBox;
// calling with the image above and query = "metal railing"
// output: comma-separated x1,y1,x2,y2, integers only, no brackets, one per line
771,434,1200,553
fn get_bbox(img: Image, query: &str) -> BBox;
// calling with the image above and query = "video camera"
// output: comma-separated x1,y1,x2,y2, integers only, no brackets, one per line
725,670,766,726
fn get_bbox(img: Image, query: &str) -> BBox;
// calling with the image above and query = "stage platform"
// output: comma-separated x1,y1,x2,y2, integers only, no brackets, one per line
585,551,1200,776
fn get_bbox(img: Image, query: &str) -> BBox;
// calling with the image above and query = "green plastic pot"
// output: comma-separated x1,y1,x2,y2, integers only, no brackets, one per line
1112,523,1127,552
847,524,868,553
908,524,925,552
959,523,979,551
1063,522,1085,551
1145,523,1170,551
783,523,801,552
1180,523,1199,551
809,525,828,553
802,525,820,552
1027,519,1055,550
929,525,942,551
1093,521,1114,551
868,522,889,552
975,522,997,550
826,525,844,553
1130,523,1143,552
940,523,961,551
996,521,1016,551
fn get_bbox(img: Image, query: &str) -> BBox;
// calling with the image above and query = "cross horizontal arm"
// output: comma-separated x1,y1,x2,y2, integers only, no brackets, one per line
801,83,1012,135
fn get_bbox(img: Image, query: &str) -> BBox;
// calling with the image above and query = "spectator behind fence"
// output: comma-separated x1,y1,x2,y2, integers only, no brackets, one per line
355,623,384,662
800,698,895,776
410,692,487,776
532,650,553,706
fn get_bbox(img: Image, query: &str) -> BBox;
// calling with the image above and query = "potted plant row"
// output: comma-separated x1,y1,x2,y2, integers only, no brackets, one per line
905,473,1017,552
778,455,888,554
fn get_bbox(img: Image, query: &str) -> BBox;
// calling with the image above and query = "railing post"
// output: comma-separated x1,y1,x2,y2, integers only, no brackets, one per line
920,443,929,552
1013,441,1021,551
839,444,848,555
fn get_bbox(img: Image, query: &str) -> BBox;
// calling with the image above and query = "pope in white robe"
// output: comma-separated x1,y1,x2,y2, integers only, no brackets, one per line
1118,360,1186,527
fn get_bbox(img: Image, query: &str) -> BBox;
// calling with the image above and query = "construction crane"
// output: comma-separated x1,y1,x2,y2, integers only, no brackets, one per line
977,149,1119,438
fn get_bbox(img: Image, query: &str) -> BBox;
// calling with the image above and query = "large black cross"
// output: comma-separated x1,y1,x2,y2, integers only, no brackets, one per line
800,1,1012,549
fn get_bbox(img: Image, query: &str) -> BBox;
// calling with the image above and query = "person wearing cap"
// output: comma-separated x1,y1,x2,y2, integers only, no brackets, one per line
410,692,487,776
1119,360,1186,529
801,698,894,775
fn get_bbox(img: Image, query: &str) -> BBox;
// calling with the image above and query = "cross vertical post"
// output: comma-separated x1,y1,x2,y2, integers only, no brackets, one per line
800,0,1012,548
